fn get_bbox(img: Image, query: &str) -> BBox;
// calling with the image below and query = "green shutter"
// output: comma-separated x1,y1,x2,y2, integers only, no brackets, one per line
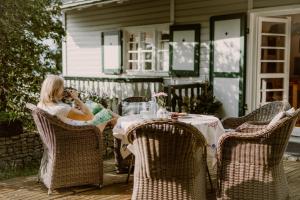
169,24,200,77
101,31,122,74
210,13,247,116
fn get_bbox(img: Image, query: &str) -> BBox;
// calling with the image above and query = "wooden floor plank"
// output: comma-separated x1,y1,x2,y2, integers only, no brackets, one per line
0,159,299,200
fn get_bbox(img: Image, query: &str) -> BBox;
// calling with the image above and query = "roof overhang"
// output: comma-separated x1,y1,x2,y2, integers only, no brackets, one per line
61,0,129,11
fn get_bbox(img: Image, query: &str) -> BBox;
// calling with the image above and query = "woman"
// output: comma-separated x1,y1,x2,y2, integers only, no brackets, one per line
38,75,117,132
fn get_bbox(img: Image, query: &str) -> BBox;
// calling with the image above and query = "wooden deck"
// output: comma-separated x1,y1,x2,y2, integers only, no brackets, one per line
0,159,299,200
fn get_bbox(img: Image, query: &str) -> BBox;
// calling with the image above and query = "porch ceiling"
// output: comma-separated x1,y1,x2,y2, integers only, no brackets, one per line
61,0,129,10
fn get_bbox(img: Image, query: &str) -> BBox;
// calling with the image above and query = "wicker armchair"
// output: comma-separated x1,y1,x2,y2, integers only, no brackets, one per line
217,108,300,200
126,120,207,200
222,101,291,129
26,103,103,194
114,96,148,174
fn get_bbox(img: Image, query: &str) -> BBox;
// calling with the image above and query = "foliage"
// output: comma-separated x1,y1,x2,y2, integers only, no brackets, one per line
0,0,65,126
0,163,39,181
153,92,168,108
194,82,222,115
79,90,109,109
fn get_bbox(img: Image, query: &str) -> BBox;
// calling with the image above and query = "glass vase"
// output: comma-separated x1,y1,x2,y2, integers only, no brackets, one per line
156,107,169,119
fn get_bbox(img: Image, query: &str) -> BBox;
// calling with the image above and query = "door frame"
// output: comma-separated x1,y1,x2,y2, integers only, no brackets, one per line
247,4,300,112
256,16,291,106
210,13,247,117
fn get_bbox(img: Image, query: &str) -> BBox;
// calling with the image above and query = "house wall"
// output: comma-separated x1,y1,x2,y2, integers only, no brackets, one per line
64,0,249,83
63,0,300,110
64,0,169,77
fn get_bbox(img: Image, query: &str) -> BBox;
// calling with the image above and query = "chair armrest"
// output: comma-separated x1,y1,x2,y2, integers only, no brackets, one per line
221,116,247,129
235,121,268,133
216,127,276,168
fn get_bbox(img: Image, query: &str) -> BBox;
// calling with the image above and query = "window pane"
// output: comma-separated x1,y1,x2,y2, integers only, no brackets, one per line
129,33,139,42
261,35,285,47
144,62,152,70
141,32,153,50
129,43,138,51
142,52,152,60
141,42,152,50
129,62,138,70
129,53,138,60
261,62,284,73
262,22,285,34
261,91,283,102
261,78,283,89
261,49,284,60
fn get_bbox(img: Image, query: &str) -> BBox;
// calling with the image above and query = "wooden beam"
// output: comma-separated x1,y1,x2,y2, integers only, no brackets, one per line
170,0,175,24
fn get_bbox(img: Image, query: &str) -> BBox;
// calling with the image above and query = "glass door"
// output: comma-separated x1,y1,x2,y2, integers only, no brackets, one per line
256,17,291,106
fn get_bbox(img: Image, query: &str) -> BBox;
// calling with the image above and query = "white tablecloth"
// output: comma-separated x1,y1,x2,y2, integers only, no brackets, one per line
113,114,225,163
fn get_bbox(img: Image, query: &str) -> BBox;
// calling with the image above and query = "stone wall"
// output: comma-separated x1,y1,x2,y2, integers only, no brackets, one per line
102,128,115,159
0,129,115,170
0,132,43,170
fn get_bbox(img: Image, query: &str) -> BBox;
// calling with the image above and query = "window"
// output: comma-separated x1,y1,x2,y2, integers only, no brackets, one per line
124,24,169,73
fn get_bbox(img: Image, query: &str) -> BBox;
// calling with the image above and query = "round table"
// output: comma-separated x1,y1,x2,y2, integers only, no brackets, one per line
113,114,225,165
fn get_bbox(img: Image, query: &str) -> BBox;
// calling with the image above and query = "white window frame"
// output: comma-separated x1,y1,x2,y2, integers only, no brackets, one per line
123,24,170,76
247,5,300,112
256,17,290,106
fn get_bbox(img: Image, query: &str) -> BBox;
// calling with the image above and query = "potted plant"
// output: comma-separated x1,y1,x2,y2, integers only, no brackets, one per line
194,83,222,115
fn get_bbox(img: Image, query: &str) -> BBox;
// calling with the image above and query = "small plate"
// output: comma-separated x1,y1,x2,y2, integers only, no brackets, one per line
178,115,193,119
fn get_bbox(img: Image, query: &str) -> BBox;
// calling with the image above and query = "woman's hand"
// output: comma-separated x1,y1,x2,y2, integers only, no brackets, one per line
69,90,79,100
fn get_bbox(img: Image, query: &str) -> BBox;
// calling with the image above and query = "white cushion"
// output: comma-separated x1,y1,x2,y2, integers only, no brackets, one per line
267,111,285,129
285,107,295,116
267,107,295,128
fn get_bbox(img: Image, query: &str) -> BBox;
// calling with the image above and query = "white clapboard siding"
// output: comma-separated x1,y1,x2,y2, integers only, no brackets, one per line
66,31,101,76
65,0,169,77
253,0,300,9
175,0,247,82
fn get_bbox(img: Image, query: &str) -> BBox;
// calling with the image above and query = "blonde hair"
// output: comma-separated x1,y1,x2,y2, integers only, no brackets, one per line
39,75,64,105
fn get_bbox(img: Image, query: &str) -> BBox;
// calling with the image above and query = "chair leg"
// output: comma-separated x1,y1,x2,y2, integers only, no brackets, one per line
48,188,53,195
126,154,134,184
206,164,214,192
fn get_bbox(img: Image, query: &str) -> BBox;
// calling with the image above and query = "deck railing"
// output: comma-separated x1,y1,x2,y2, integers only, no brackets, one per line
164,82,208,113
64,76,164,112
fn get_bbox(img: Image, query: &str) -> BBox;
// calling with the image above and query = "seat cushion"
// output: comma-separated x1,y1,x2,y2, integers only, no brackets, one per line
267,107,295,129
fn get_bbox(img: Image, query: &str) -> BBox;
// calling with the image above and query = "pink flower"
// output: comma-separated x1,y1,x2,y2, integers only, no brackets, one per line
153,92,168,97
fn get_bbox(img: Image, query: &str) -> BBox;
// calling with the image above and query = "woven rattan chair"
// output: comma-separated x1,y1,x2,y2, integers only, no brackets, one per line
222,101,291,129
26,103,103,194
114,96,148,178
126,119,207,200
216,108,300,200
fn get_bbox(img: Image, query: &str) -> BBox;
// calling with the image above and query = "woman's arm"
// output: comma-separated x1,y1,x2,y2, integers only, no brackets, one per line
66,90,94,121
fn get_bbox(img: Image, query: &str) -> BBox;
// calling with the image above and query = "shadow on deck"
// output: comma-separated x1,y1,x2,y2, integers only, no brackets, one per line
0,159,299,200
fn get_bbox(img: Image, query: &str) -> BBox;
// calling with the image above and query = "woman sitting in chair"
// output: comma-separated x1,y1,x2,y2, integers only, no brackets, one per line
38,74,118,132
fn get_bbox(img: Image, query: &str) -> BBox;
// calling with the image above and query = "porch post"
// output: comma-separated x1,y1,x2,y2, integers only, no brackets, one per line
170,0,175,24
